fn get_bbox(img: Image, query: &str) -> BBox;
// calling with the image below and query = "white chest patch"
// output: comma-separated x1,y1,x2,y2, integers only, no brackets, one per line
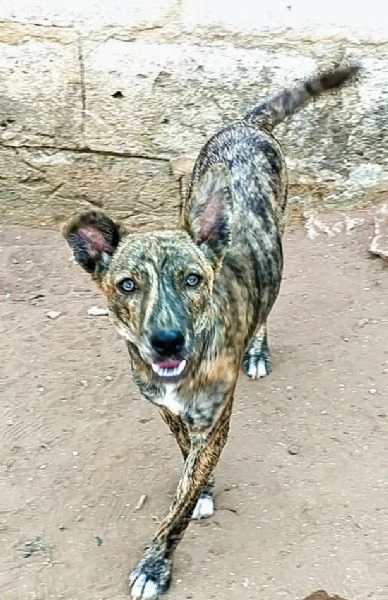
157,384,184,416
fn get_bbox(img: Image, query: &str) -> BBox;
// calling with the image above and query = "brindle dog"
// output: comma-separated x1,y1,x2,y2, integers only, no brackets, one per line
63,61,360,599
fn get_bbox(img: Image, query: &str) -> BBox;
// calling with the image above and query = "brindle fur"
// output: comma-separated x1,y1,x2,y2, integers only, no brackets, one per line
62,60,360,599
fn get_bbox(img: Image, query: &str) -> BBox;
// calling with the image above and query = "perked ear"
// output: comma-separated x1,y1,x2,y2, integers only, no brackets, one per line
61,210,126,275
185,163,234,260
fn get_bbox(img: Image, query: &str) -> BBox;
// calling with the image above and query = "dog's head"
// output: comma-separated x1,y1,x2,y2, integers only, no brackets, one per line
63,164,233,384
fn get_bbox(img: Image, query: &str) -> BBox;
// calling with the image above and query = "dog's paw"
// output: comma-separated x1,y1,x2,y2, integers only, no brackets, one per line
243,324,272,380
129,552,172,600
192,492,214,520
243,347,272,379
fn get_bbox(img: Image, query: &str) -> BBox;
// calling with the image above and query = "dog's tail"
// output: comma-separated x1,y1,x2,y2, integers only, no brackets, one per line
245,60,361,132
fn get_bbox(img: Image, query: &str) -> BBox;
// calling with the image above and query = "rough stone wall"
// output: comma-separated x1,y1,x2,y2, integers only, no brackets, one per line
0,1,387,230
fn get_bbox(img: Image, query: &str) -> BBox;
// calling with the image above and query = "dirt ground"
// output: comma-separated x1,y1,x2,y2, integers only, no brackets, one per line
1,212,388,600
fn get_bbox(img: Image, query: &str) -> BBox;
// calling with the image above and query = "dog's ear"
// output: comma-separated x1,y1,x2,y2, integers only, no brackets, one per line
185,163,233,261
62,210,126,275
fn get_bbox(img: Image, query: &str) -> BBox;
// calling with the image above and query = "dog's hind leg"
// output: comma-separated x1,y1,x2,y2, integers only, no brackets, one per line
190,477,215,520
129,400,232,600
242,321,272,379
158,407,215,520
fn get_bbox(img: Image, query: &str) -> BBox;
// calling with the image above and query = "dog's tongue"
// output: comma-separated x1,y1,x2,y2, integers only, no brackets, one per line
158,360,181,369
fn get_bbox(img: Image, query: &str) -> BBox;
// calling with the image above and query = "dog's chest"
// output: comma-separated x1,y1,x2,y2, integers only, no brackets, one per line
157,384,184,416
154,384,220,429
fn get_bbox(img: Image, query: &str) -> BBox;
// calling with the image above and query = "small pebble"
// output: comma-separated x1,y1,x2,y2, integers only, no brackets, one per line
87,305,108,317
357,318,369,327
288,445,300,456
46,310,61,320
134,494,148,511
369,388,377,395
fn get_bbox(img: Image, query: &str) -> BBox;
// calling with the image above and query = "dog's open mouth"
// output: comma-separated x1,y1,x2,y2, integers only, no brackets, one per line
151,359,187,381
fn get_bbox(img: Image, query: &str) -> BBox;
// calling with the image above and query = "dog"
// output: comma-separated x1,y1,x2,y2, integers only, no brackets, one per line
62,60,360,599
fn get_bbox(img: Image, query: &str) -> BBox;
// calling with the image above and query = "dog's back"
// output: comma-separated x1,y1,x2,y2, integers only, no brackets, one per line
183,61,360,329
187,61,360,231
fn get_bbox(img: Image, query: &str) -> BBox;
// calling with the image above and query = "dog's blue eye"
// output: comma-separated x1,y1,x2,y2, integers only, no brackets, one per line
185,274,201,287
118,278,136,293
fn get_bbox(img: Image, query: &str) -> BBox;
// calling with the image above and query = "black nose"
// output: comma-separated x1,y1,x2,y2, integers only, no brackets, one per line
151,329,185,357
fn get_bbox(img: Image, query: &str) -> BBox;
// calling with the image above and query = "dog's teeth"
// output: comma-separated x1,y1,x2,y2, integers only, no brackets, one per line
151,360,186,378
175,360,186,375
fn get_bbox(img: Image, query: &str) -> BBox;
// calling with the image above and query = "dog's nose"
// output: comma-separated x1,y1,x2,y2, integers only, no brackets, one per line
151,329,185,357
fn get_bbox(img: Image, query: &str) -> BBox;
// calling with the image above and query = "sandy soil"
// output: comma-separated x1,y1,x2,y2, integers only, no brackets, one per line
1,214,388,600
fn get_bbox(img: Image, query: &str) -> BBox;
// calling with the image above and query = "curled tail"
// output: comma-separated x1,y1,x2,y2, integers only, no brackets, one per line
245,60,361,132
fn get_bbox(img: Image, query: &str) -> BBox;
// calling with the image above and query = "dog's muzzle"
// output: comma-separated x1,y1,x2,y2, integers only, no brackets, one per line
150,329,188,381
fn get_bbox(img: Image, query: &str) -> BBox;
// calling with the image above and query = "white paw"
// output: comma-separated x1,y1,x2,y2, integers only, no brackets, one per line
130,573,160,600
129,555,171,600
256,357,269,378
192,495,214,520
248,356,269,379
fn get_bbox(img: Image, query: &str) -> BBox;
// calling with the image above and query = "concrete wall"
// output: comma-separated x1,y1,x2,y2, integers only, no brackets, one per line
0,1,387,230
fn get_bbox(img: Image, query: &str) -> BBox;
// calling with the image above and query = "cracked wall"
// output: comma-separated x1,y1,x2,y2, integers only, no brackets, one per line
0,1,387,230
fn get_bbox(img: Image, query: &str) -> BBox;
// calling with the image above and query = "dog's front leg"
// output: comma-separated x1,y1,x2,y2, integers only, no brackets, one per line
158,407,190,459
129,399,232,600
158,406,215,520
